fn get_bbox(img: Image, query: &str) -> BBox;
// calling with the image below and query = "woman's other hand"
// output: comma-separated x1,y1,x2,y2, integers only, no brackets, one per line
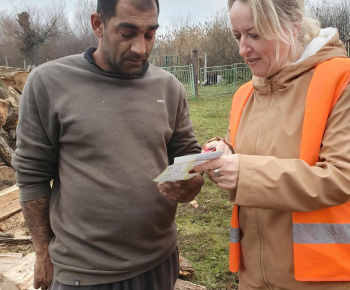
191,154,240,191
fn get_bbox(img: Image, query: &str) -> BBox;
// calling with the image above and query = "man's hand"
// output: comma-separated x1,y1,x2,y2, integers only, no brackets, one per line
34,251,54,290
158,174,204,203
21,197,54,290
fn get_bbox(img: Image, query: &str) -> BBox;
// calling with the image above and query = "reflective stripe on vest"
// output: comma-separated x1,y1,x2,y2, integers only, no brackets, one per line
229,57,350,281
229,205,241,272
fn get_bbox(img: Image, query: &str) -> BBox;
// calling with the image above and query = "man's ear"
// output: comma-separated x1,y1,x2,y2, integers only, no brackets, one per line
91,12,104,38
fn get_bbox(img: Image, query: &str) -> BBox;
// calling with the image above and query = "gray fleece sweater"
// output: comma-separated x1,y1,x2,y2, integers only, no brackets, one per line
12,53,200,285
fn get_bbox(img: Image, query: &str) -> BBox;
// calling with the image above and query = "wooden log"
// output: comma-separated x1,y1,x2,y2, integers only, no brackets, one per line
0,87,19,132
0,253,23,273
7,87,20,107
0,233,14,238
0,252,35,290
0,87,19,108
7,129,17,142
0,166,16,190
0,66,25,76
175,279,207,290
179,253,195,277
0,71,29,94
0,100,8,128
3,107,19,131
0,235,32,244
0,185,21,221
0,132,14,167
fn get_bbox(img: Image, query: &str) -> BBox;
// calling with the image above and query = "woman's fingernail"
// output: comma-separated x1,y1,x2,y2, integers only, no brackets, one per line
188,169,195,174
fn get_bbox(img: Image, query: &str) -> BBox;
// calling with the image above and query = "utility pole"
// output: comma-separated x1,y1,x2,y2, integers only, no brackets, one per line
192,50,199,98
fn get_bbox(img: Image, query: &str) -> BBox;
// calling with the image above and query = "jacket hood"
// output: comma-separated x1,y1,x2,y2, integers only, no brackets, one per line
252,28,347,91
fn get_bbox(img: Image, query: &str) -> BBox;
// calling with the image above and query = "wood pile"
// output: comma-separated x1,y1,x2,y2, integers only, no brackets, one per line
0,66,207,289
0,66,28,169
0,185,21,222
0,252,35,290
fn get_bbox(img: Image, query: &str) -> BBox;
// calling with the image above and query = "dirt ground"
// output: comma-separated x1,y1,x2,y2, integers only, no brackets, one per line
0,212,33,255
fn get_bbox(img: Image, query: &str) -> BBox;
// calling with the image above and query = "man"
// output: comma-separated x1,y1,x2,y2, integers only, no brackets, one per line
11,0,203,289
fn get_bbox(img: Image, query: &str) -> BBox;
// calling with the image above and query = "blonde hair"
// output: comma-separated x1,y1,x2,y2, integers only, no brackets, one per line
228,0,320,54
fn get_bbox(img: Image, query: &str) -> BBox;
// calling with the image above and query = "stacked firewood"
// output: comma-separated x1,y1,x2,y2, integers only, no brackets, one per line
0,67,29,192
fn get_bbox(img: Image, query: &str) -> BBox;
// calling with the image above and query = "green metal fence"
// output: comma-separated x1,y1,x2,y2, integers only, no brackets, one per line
161,63,252,98
199,64,252,97
161,65,196,98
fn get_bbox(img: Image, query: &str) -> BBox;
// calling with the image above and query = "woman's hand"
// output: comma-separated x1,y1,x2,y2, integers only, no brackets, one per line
202,139,232,154
191,154,240,191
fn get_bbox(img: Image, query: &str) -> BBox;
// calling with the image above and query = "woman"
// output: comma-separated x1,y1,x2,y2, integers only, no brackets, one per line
160,0,350,289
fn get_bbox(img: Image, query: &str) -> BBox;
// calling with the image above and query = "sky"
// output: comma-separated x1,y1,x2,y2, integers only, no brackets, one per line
2,0,229,33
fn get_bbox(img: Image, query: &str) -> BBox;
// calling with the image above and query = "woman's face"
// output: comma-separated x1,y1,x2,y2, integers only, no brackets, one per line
230,1,293,78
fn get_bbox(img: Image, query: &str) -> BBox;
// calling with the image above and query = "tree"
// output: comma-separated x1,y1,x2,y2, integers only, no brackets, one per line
150,9,241,68
0,11,23,67
72,0,97,50
15,1,66,64
306,0,350,42
201,8,241,66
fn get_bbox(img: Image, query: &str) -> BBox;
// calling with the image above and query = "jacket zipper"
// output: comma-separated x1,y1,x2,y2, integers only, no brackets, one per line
257,209,273,290
255,77,274,290
255,78,274,155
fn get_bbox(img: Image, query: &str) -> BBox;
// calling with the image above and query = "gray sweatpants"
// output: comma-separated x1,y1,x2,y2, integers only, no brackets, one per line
50,248,179,290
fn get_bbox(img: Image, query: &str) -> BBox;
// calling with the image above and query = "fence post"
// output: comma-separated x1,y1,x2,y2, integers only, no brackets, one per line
5,57,8,67
192,50,199,98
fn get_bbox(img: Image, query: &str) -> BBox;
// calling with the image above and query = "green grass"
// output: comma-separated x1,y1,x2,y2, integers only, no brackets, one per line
198,84,235,99
176,93,239,290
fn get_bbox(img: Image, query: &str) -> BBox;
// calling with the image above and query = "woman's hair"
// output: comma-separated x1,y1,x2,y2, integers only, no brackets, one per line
228,0,320,52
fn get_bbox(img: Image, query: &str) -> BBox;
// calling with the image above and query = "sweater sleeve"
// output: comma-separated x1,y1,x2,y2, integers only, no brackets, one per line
166,83,201,164
12,69,59,201
234,85,350,212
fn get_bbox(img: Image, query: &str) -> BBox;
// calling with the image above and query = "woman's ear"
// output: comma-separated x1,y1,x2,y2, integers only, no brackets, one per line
91,12,104,38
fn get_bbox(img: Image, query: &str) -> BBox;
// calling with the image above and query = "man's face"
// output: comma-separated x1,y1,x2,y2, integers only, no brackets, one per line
100,0,159,76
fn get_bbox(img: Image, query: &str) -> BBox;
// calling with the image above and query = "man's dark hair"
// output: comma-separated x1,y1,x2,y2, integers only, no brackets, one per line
97,0,160,24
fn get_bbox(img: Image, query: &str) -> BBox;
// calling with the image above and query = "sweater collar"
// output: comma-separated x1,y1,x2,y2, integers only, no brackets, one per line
84,47,149,79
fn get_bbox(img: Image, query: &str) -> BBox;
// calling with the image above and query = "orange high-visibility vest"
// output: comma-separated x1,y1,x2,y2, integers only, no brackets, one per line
229,57,350,281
